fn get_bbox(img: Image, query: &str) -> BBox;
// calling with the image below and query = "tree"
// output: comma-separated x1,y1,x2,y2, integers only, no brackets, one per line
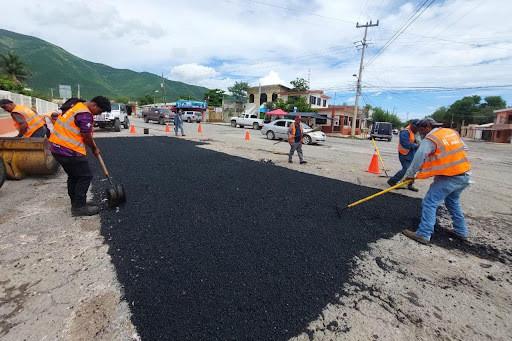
138,95,154,106
431,106,448,123
0,52,30,83
289,77,310,92
368,105,402,128
228,81,249,103
204,89,225,107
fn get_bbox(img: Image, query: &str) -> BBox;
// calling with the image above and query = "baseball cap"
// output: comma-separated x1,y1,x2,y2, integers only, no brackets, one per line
418,118,443,127
410,119,420,127
0,99,13,106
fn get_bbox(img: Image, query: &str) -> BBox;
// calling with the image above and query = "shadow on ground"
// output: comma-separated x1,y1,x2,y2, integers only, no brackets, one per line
91,136,422,341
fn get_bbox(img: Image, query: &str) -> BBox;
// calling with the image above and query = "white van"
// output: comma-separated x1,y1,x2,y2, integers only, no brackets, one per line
182,111,202,123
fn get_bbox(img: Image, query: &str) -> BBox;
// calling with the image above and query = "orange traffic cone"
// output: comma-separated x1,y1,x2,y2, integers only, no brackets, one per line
367,153,380,174
197,122,203,134
165,124,170,133
129,124,136,134
245,130,250,141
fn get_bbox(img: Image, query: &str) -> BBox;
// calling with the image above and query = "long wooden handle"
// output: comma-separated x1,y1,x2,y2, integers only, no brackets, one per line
347,179,413,208
96,153,110,178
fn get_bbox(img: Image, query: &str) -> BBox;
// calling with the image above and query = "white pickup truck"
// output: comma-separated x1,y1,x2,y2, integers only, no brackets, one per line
230,113,264,130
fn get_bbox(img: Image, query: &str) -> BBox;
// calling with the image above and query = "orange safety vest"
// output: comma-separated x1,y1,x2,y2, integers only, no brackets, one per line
398,125,415,155
416,128,471,179
288,123,303,144
12,105,45,137
49,102,89,155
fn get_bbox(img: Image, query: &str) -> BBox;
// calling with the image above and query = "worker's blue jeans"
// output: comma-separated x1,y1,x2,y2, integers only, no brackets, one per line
390,154,412,184
416,174,470,240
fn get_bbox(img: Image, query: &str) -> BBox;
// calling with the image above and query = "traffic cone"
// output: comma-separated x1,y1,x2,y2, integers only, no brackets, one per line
367,153,380,174
197,122,203,134
245,130,250,141
165,124,170,133
129,124,136,134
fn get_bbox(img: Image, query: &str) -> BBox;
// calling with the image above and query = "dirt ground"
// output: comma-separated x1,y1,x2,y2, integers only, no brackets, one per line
1,118,511,340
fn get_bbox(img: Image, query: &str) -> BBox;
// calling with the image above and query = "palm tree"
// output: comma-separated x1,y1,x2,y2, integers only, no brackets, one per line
0,52,29,84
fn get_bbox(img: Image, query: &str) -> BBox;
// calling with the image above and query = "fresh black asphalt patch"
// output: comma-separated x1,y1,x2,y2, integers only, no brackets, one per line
91,136,422,340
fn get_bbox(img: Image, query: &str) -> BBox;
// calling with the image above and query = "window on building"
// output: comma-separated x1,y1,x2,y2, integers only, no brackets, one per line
316,98,321,106
356,119,360,128
323,99,327,107
249,94,254,103
316,115,328,125
343,116,349,126
260,93,267,103
310,96,316,105
272,93,278,102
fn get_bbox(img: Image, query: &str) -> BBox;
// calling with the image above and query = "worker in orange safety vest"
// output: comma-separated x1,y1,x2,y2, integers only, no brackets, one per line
387,119,420,191
402,118,472,245
288,115,307,164
0,99,48,137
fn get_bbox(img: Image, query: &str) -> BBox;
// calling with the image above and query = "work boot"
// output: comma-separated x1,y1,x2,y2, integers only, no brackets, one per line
402,229,430,245
407,184,419,192
72,205,100,217
288,160,293,163
444,229,468,242
300,160,307,164
387,178,397,187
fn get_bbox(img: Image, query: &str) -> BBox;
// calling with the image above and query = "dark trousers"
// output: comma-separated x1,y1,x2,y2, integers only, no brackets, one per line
29,125,49,138
52,154,92,208
390,154,412,183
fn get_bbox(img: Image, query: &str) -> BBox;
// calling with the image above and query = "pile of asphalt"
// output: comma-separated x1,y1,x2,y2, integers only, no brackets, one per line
91,136,422,340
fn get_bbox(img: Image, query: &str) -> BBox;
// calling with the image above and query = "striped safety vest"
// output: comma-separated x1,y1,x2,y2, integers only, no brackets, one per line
288,123,303,144
398,125,415,155
49,102,89,155
12,105,45,137
416,128,471,179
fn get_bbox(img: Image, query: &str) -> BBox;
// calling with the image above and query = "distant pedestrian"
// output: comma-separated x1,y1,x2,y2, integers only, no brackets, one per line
288,116,307,164
388,119,420,191
402,118,471,245
0,99,48,138
174,109,185,136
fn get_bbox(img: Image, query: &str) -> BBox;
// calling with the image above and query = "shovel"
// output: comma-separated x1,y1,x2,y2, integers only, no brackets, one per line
335,179,413,217
96,153,126,208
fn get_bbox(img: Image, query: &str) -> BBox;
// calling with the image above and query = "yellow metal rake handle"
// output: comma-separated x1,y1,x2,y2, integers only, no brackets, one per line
347,179,413,208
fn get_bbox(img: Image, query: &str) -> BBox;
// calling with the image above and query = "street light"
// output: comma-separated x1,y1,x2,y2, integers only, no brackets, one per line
154,90,159,105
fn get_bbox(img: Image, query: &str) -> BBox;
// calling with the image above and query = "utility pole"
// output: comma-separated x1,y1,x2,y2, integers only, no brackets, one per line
50,88,54,100
161,73,165,104
307,68,311,86
351,20,379,137
77,84,80,98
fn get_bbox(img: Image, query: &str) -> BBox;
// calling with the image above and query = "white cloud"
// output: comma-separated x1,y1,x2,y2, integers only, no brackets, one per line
170,64,218,83
258,71,285,86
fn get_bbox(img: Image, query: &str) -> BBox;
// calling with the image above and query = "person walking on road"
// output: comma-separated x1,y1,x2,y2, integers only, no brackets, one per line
288,116,307,164
174,109,185,136
402,118,472,245
0,99,48,138
49,96,111,217
388,119,420,191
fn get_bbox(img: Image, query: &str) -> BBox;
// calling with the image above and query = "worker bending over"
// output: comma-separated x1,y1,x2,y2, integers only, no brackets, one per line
49,96,111,216
388,119,420,191
402,118,471,244
0,99,48,137
288,115,307,164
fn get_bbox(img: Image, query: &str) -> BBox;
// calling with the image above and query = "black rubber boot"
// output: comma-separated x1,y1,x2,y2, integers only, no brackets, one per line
72,205,100,217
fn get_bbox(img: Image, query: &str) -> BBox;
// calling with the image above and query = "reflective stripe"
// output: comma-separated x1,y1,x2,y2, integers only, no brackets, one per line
426,145,465,162
54,118,80,134
419,156,469,172
51,130,84,148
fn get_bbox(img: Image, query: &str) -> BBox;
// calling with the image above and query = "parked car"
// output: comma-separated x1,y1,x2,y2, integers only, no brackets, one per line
370,122,393,141
182,110,202,123
230,113,264,129
392,128,399,135
94,103,130,132
143,107,174,125
261,119,326,145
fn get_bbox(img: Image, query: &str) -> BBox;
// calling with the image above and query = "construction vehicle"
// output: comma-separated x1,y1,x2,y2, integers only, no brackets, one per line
0,137,59,181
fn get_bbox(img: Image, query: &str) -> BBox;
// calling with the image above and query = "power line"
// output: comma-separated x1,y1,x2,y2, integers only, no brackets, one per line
365,0,437,67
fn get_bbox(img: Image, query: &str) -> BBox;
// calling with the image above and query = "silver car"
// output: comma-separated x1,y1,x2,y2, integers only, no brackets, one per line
261,119,326,145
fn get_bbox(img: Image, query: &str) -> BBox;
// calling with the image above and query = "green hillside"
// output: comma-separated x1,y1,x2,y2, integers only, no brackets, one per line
0,29,208,101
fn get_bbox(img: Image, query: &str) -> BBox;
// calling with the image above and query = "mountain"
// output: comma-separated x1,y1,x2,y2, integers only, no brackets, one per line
0,29,208,101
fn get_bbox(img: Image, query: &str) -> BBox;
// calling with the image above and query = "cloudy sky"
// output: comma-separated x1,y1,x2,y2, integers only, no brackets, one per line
2,0,512,118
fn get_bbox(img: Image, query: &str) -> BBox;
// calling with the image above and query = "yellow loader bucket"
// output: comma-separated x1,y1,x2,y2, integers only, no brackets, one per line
0,137,59,180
